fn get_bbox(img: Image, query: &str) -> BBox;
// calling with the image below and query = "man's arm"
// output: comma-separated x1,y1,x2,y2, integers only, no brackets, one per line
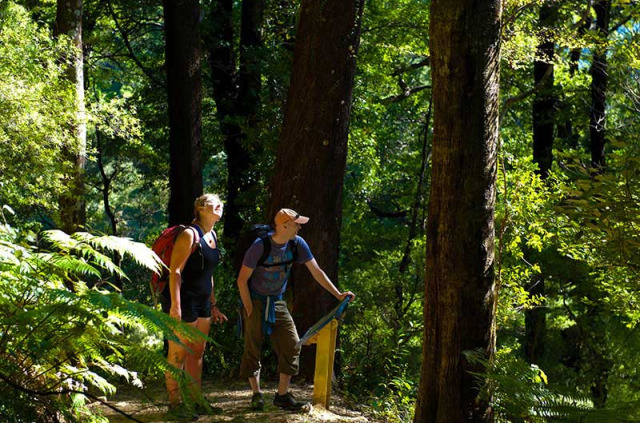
237,265,255,316
304,258,355,301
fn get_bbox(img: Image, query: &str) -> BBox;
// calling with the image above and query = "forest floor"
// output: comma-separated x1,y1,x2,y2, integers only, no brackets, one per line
93,379,382,423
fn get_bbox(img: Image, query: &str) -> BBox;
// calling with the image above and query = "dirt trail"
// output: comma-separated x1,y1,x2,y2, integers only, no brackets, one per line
94,379,379,423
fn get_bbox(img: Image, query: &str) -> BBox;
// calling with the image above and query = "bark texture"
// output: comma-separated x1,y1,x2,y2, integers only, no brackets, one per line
267,0,365,379
413,0,501,421
55,0,86,233
164,0,204,225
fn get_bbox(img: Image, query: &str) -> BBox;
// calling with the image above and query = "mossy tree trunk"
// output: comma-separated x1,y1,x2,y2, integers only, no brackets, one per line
55,0,86,233
413,0,501,421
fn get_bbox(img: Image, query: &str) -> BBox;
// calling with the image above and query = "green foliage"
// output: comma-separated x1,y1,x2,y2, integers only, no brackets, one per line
3,0,640,420
0,2,76,221
0,223,205,422
337,3,431,418
467,349,640,422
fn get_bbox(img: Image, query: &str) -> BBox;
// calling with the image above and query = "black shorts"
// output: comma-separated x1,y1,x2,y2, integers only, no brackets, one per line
161,292,211,323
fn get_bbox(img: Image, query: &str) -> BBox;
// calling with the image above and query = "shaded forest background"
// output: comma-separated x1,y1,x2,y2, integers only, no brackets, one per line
2,0,640,422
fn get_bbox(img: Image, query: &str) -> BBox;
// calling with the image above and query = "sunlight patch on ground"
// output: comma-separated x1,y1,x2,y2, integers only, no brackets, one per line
92,379,379,422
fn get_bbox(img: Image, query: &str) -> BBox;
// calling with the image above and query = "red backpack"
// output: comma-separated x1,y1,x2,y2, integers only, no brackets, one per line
150,225,200,299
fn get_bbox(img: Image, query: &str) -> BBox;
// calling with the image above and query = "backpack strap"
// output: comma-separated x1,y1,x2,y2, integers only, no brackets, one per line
290,237,299,262
185,225,201,253
256,235,271,266
258,237,298,269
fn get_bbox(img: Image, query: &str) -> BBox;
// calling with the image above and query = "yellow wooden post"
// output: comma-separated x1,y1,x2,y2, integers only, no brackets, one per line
311,318,339,408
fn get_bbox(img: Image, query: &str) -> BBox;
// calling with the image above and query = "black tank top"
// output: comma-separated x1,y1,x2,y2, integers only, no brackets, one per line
181,225,222,297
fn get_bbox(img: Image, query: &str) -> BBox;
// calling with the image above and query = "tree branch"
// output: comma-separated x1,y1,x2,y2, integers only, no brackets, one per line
391,57,430,76
399,97,432,274
106,0,165,88
502,65,553,115
367,202,407,219
380,84,430,104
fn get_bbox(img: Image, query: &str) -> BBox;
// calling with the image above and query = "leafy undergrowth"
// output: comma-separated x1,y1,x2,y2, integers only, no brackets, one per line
92,379,382,423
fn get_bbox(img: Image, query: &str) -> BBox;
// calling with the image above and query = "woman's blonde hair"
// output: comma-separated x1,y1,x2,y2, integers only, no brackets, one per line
193,193,221,220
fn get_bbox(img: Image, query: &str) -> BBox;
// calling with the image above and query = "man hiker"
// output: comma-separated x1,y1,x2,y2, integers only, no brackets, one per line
236,208,355,411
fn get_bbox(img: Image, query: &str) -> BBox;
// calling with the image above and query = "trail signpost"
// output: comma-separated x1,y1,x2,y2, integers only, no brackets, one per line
297,296,352,408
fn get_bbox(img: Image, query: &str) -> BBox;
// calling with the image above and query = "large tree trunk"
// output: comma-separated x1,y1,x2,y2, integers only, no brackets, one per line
225,0,264,248
589,0,610,170
164,0,204,226
525,2,558,365
55,0,86,233
413,1,501,422
267,0,365,380
206,0,265,252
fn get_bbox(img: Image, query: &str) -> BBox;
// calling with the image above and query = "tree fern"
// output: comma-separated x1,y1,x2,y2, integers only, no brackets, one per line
465,349,640,422
0,223,204,422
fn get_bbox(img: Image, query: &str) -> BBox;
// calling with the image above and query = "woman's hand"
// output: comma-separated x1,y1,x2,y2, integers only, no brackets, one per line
170,304,181,321
211,306,228,324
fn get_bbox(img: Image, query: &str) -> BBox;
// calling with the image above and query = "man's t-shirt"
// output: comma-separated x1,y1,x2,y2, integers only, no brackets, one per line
242,234,313,296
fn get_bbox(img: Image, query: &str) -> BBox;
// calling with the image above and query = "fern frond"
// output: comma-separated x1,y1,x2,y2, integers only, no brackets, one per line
464,350,640,422
0,224,202,422
40,229,76,252
70,232,163,274
37,252,102,277
70,243,128,280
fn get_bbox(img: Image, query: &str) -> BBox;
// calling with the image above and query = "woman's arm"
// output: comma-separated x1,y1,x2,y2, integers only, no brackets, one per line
168,228,197,320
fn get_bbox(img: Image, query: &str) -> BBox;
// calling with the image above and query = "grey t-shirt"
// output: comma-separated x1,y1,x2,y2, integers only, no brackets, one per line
242,234,313,296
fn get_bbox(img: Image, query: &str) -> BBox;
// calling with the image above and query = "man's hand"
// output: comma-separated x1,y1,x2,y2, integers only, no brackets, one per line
244,303,254,317
211,306,228,324
338,291,355,301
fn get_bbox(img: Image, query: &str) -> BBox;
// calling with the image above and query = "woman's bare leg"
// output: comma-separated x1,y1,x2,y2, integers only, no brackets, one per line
185,317,211,399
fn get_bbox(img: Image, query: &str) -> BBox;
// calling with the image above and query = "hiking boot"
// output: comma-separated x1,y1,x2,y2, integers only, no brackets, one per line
165,403,198,421
250,391,265,410
273,392,307,411
194,401,223,416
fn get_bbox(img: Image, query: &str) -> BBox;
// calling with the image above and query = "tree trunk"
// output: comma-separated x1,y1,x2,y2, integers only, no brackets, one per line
558,10,591,148
532,4,556,181
164,0,204,226
205,0,265,253
55,0,86,233
267,0,365,380
413,1,501,422
525,2,558,365
589,0,610,171
225,0,264,247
